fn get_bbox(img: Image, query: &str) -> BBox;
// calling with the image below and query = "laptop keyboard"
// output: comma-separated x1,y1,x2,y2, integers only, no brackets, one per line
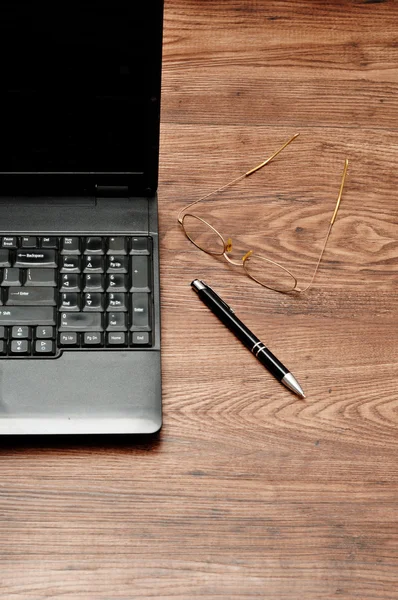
0,235,153,357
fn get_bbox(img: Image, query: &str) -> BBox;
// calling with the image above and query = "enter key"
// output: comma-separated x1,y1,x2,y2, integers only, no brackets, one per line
5,287,57,306
131,292,151,331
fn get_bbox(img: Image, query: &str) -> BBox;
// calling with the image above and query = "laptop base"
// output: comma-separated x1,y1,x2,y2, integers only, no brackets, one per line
0,196,162,436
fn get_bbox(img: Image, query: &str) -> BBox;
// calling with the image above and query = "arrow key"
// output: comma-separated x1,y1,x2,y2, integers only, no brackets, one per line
11,326,31,339
106,274,127,292
10,339,30,355
83,293,104,312
83,256,104,273
34,339,55,355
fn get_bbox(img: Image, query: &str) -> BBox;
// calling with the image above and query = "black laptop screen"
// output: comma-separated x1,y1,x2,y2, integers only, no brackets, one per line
0,2,161,179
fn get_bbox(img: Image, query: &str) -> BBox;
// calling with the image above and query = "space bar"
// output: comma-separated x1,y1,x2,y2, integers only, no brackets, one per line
0,307,56,325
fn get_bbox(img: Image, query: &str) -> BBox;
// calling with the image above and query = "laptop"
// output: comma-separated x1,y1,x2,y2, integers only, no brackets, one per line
0,2,163,435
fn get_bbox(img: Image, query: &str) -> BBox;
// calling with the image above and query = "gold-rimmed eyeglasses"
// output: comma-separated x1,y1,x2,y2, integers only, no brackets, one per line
177,134,349,293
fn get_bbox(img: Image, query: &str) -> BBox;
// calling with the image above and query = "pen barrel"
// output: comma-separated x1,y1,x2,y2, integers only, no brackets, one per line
254,346,289,381
198,288,289,381
198,288,258,341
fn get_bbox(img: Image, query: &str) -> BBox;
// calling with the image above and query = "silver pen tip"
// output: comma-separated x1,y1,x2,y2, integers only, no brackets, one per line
281,373,306,399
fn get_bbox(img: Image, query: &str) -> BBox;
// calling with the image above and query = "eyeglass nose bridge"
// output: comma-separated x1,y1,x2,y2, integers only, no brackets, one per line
223,237,248,267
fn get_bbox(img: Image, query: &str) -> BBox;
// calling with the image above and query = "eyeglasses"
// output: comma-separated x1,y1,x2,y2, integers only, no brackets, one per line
178,134,349,293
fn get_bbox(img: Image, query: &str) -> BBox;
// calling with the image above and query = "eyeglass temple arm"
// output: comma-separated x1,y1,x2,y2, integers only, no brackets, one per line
177,133,300,224
298,158,349,293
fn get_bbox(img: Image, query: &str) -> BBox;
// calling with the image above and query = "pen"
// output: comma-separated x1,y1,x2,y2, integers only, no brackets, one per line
191,280,306,399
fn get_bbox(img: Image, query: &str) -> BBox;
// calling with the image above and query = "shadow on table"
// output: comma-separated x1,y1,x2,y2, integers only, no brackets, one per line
0,431,162,454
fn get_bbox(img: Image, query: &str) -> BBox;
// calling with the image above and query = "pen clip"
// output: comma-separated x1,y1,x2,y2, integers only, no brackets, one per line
201,281,235,314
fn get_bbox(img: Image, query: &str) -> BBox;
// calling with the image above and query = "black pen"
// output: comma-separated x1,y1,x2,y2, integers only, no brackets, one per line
191,280,305,398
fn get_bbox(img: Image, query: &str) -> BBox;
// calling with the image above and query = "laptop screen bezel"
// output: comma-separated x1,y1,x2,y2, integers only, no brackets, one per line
0,1,163,197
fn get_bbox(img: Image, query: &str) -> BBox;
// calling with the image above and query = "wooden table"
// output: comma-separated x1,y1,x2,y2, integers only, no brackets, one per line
2,1,398,598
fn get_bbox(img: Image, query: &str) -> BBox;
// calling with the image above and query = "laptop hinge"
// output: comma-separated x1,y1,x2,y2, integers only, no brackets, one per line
95,185,129,197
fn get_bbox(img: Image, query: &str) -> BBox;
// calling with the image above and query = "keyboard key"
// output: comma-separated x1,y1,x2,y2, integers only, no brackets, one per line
59,332,79,346
83,293,104,312
0,250,11,267
107,274,127,292
130,237,150,254
60,256,80,273
60,274,81,292
106,312,127,331
83,332,102,346
107,237,127,255
1,268,23,287
131,255,150,290
25,268,57,287
83,256,104,273
61,237,80,255
0,307,56,326
34,339,55,354
2,236,17,249
106,256,128,273
0,326,5,338
11,326,31,339
60,293,81,311
21,236,38,248
10,339,30,355
106,293,127,312
0,340,6,355
6,287,57,306
131,293,150,330
84,237,104,255
36,326,54,339
107,332,127,346
15,249,57,268
59,312,103,332
41,237,58,249
131,332,150,346
84,274,104,292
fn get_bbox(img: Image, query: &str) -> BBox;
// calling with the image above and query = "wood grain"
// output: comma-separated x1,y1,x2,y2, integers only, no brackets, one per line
1,1,398,598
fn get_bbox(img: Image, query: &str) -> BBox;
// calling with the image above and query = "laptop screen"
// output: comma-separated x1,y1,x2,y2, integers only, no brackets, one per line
0,2,162,190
